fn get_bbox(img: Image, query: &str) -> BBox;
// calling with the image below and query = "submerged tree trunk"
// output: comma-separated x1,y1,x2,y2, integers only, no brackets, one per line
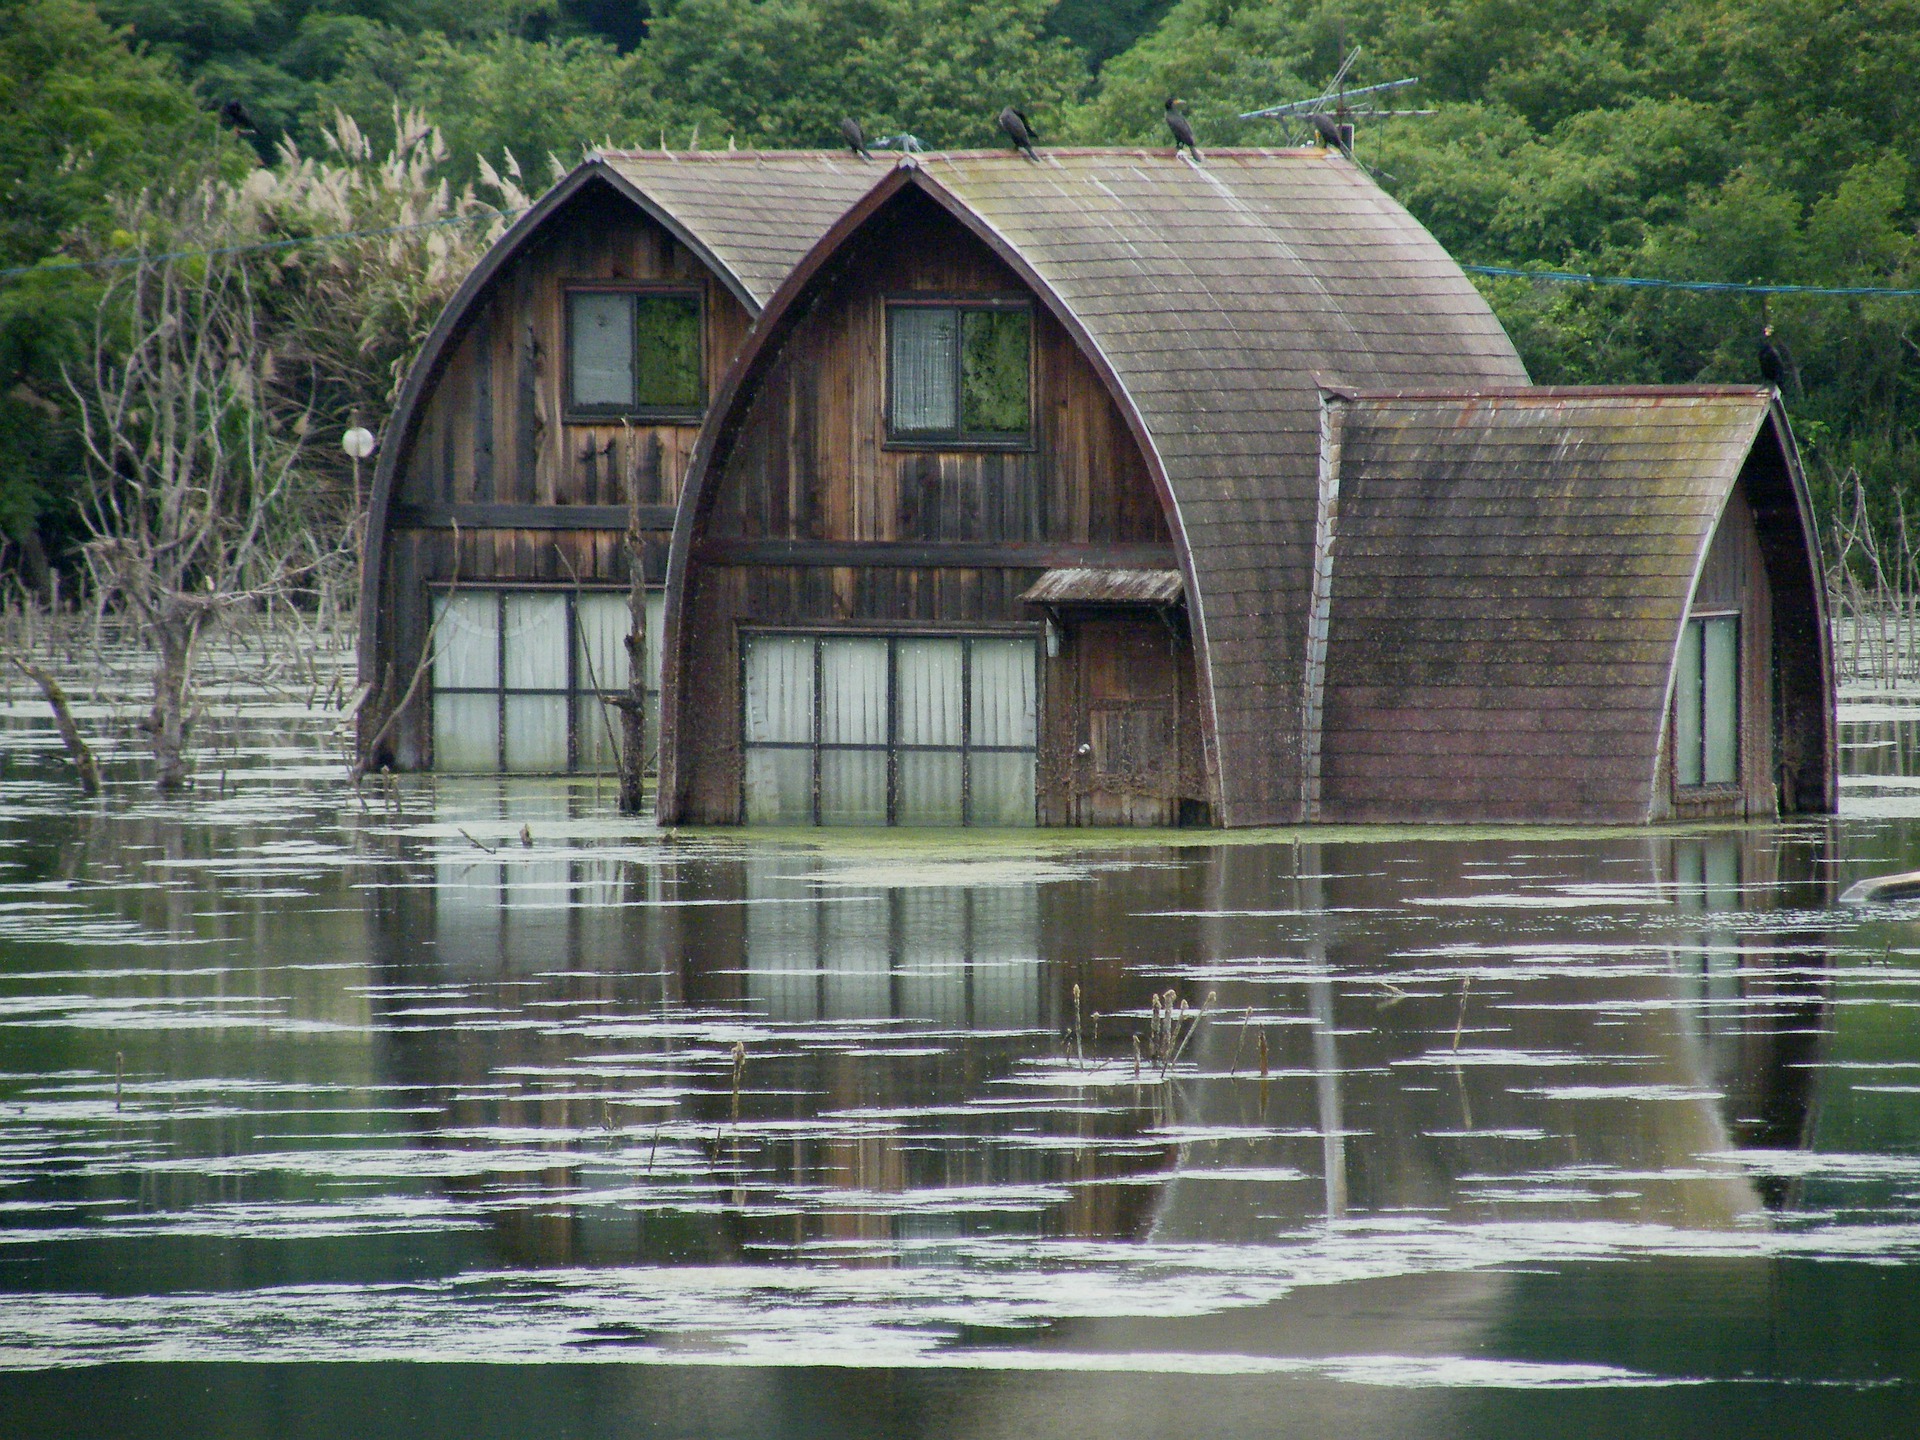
618,531,648,815
143,619,201,792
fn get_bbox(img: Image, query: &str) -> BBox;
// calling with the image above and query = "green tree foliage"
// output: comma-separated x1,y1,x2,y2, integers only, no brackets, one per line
0,0,241,593
639,0,1086,149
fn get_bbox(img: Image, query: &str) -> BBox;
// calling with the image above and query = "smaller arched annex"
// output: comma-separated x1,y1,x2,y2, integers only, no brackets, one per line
356,152,875,776
1308,387,1833,823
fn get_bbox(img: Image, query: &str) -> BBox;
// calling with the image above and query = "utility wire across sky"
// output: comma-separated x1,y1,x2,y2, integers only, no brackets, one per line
6,204,1920,301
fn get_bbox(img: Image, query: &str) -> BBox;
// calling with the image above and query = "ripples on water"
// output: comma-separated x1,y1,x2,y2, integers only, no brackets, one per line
5,672,1920,1435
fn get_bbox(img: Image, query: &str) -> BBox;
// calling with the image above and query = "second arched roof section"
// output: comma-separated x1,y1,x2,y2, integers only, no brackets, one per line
664,148,1531,827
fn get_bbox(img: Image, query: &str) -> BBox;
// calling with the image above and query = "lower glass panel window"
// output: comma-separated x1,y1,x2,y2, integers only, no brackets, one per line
431,588,663,774
1675,613,1739,788
741,632,1038,826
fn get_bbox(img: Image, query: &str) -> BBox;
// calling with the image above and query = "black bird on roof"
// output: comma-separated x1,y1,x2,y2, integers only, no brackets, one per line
219,98,255,132
838,117,872,160
1308,111,1353,159
998,105,1038,160
1758,323,1800,396
1165,97,1201,160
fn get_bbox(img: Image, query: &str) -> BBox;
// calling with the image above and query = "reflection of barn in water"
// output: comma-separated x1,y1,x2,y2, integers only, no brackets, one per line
363,825,1208,1264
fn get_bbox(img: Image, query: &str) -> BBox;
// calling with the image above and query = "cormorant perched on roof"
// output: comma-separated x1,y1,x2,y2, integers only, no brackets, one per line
998,105,1038,160
1309,111,1352,159
838,117,872,160
1165,98,1201,160
219,98,255,132
1758,323,1799,395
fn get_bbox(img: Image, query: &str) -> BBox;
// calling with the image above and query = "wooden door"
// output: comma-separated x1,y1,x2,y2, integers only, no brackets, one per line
1070,617,1180,826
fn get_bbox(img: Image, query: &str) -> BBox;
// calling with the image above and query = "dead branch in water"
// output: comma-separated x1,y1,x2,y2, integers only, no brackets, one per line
6,655,102,795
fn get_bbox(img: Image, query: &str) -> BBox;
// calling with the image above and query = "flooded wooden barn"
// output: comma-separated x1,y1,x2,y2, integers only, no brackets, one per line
656,149,1835,828
356,151,875,775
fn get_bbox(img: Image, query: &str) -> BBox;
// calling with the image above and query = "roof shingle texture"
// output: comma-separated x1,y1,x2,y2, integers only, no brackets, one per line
598,151,879,305
1319,387,1774,823
914,149,1529,825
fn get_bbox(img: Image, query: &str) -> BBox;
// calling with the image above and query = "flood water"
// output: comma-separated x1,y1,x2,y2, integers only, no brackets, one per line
6,671,1920,1435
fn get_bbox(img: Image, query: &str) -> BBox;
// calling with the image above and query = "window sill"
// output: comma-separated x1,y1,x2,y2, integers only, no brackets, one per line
565,409,706,426
883,436,1034,454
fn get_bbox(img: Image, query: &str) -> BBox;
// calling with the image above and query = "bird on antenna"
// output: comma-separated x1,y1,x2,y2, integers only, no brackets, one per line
219,98,255,132
998,105,1038,160
1309,112,1352,159
1165,98,1201,160
838,117,872,160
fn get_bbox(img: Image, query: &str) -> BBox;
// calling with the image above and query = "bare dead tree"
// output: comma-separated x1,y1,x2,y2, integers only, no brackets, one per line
68,187,344,792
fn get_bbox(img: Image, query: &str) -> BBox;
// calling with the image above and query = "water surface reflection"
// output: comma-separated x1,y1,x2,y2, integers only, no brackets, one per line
4,749,1920,1434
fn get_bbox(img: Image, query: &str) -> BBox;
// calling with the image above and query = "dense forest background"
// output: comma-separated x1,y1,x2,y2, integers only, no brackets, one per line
6,0,1919,591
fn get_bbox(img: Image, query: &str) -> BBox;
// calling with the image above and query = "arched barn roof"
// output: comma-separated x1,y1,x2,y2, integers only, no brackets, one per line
358,150,878,694
663,149,1530,826
1315,387,1832,823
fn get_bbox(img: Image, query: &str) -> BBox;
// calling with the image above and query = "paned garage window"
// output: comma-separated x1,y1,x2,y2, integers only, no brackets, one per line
741,632,1038,825
431,589,662,773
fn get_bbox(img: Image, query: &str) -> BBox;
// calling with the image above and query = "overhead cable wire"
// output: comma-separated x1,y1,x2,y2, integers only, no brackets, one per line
0,207,525,282
1462,262,1920,299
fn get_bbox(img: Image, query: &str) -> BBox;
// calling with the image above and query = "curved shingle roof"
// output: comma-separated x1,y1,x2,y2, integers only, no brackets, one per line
682,149,1528,825
1316,387,1820,822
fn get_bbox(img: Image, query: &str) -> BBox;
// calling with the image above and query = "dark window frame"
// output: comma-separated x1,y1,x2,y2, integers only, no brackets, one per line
563,283,706,423
738,625,1044,826
1673,609,1742,793
427,583,653,775
883,295,1035,451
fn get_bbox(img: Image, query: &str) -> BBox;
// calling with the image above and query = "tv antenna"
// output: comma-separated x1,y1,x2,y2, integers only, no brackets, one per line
1240,49,1431,157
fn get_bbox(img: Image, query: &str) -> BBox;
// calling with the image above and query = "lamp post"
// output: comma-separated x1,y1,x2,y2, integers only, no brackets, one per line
342,425,377,591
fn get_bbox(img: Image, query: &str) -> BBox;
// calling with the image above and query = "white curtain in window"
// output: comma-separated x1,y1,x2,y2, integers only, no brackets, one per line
819,638,888,824
969,639,1036,747
433,694,498,772
1675,620,1704,787
504,696,567,771
890,307,957,432
645,591,667,692
432,592,499,689
503,593,568,692
1702,615,1739,784
574,593,632,694
744,637,816,822
968,639,1036,826
896,639,963,825
570,292,634,408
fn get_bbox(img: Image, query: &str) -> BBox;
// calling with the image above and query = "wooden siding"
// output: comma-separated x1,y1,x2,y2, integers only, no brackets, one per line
672,191,1186,824
1664,489,1774,821
371,185,749,766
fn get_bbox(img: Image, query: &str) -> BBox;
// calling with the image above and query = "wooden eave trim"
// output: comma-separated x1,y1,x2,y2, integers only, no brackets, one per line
359,160,761,697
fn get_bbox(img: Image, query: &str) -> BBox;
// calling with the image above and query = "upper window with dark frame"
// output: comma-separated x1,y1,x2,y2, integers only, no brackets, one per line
886,300,1032,445
566,287,703,419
